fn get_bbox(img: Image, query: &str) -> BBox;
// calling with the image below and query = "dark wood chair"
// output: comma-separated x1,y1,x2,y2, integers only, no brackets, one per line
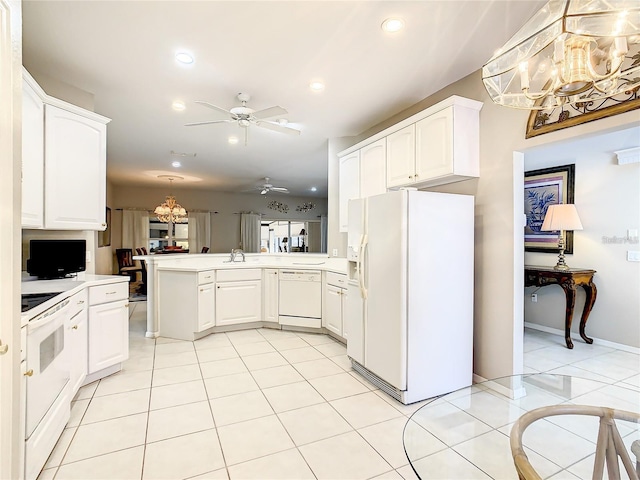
135,248,147,294
116,248,142,283
201,246,210,253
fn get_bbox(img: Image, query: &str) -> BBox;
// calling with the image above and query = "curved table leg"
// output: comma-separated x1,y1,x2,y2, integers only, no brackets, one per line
579,282,597,345
560,282,577,349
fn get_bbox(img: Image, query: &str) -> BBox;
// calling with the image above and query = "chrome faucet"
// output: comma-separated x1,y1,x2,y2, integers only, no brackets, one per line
228,248,245,263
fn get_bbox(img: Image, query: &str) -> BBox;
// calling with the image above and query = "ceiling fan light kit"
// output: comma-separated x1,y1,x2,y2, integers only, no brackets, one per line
184,93,300,145
257,177,289,195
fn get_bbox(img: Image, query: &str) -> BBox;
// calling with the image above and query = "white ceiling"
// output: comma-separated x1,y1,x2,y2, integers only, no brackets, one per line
22,0,545,197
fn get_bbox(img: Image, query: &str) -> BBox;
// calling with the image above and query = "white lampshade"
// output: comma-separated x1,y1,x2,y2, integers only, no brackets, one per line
541,204,583,231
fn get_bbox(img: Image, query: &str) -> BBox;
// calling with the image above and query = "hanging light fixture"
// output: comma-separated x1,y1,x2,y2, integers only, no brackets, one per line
482,0,640,110
154,176,188,223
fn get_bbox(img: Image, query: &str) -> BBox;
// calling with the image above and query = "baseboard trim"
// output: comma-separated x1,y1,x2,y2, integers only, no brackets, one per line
524,322,640,355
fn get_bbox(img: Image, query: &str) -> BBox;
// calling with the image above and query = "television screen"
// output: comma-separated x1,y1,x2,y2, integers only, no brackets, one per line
27,239,86,278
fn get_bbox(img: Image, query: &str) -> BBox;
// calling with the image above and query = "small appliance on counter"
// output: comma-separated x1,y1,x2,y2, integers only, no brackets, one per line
26,239,86,279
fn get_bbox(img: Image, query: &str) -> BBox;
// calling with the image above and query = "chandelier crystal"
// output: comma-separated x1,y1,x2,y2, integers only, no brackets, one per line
482,0,640,110
154,177,187,223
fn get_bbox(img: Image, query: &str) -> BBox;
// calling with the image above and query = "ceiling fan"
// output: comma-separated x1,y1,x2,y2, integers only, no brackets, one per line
185,93,300,145
256,177,289,195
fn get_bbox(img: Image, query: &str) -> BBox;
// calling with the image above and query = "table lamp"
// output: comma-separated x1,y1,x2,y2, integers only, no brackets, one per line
541,204,583,271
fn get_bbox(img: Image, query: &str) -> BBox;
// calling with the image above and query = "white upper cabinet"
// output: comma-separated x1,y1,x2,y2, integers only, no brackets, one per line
44,104,107,230
359,139,387,198
21,77,45,228
386,125,416,189
338,151,360,233
21,68,111,231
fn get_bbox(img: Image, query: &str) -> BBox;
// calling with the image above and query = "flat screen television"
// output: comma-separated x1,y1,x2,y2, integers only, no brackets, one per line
27,239,86,279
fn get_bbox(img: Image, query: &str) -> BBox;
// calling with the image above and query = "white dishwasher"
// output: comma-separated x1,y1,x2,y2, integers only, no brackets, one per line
279,270,322,328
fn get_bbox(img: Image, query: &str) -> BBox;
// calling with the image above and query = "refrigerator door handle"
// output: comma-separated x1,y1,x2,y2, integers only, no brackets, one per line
360,234,368,299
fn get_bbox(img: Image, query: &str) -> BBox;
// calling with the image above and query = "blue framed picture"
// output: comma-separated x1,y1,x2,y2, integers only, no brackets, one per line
524,164,575,253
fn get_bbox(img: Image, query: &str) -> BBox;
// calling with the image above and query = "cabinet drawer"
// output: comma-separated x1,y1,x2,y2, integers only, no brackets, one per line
216,268,261,282
326,272,347,288
89,282,128,305
68,289,88,317
198,270,215,285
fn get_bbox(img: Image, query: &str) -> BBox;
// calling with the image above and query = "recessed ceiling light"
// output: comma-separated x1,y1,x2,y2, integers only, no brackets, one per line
171,161,181,168
228,136,239,145
172,101,186,111
311,187,317,192
175,52,194,64
381,18,405,33
309,81,325,93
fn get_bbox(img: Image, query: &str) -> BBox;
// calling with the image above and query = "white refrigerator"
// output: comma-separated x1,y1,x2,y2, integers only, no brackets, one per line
346,189,474,404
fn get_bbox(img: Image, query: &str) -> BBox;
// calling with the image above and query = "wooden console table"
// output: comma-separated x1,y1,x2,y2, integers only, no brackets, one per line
524,266,597,349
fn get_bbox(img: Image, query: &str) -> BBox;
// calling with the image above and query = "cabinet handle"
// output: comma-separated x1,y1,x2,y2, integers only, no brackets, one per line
106,291,116,295
101,223,106,227
408,175,413,179
72,325,79,330
415,174,419,178
204,276,211,279
0,342,8,355
199,288,204,292
77,300,85,305
24,369,34,377
217,286,221,289
125,303,130,307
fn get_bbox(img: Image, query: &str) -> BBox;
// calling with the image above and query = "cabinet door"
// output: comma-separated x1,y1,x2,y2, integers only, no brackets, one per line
325,284,343,336
360,139,387,198
415,107,453,181
197,283,215,331
216,280,262,326
338,151,360,233
340,287,348,339
386,124,416,188
68,309,88,396
263,269,279,323
88,300,129,373
22,79,44,228
44,104,107,230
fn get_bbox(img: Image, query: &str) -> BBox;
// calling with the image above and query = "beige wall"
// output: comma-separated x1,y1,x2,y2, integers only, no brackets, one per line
326,69,640,379
95,180,115,274
524,127,640,348
113,185,327,254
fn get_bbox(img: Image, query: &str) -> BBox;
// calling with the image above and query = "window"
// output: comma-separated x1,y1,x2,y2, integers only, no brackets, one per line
149,218,189,252
260,220,321,253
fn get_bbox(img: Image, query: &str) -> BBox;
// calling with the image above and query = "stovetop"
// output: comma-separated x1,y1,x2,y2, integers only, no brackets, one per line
21,292,63,313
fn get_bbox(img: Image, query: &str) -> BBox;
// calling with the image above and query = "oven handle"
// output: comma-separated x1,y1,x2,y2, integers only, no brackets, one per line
28,299,70,332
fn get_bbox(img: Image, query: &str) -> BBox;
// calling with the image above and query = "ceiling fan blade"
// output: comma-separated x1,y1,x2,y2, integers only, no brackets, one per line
253,106,287,120
270,187,289,192
185,120,233,127
256,121,301,135
194,101,232,117
260,189,268,195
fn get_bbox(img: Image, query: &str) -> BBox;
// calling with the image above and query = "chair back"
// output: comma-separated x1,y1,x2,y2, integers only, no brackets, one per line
116,249,135,269
201,246,210,253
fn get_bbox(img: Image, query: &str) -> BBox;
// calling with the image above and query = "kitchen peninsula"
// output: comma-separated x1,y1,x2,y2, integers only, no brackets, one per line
136,253,347,341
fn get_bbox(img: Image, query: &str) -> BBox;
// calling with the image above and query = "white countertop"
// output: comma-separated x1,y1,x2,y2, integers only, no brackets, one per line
21,273,128,324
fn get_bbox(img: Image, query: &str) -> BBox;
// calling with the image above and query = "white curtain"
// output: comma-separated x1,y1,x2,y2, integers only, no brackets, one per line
188,212,211,253
240,213,261,253
122,210,149,252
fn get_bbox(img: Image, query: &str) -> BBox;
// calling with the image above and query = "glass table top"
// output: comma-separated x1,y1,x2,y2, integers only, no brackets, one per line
403,374,639,479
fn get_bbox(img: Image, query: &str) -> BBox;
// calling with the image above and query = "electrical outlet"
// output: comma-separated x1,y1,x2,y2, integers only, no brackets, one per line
332,248,339,257
531,293,537,303
85,251,91,263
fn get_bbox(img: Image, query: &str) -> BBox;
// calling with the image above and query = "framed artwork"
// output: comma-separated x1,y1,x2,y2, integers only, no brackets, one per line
524,164,575,253
99,207,111,247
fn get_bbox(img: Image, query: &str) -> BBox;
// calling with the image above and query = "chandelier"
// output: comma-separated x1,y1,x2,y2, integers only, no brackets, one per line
154,176,187,223
482,0,640,110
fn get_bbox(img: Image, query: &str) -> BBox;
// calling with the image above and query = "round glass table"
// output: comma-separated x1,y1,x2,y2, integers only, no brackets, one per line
403,374,639,480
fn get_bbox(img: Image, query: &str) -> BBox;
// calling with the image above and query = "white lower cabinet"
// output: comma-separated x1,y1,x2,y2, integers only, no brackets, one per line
67,308,88,396
323,272,347,338
216,280,262,326
263,269,279,323
87,282,129,375
198,282,216,331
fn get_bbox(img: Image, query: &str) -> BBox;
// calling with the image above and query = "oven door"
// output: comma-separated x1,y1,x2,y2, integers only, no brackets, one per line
26,298,71,438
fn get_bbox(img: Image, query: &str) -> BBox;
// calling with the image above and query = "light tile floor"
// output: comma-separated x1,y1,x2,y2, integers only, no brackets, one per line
38,303,639,480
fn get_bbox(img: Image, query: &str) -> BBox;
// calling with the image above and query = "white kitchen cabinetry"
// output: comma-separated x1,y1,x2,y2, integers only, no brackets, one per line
338,151,360,232
359,139,387,199
216,269,262,326
21,76,45,228
87,282,129,375
21,68,111,231
263,269,279,323
386,125,416,188
66,290,88,396
323,272,347,338
157,269,215,341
